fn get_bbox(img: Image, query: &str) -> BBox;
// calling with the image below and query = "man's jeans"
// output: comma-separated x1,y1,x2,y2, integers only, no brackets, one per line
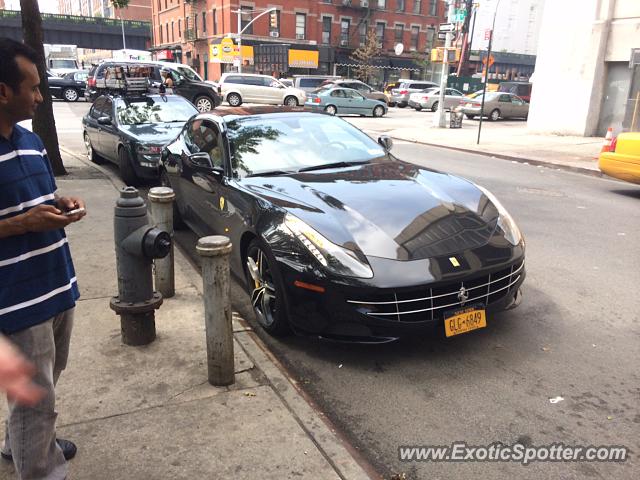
2,309,74,480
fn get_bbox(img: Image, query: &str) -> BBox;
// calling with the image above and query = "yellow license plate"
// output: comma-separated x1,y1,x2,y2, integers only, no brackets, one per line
444,307,486,337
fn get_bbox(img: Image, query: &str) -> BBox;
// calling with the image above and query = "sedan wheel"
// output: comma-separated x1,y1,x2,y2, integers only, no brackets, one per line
373,105,385,117
63,88,78,102
489,109,501,121
324,105,337,115
118,147,140,186
84,132,103,164
245,239,290,336
227,93,242,107
414,106,422,111
431,101,439,112
195,96,213,112
465,114,476,120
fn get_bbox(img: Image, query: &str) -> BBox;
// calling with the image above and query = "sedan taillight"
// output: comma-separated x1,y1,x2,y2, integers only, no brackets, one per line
422,96,430,101
609,136,617,153
399,90,409,95
313,97,321,103
88,78,96,88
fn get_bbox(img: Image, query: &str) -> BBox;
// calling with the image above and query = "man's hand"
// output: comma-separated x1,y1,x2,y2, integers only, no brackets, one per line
0,336,45,406
19,204,73,232
55,196,87,223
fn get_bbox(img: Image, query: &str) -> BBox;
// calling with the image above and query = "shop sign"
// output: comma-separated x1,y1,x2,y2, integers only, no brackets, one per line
210,38,254,64
288,49,319,68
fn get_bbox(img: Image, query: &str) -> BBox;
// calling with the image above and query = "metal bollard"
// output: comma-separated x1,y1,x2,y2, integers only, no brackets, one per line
148,187,176,299
196,235,234,386
110,187,171,346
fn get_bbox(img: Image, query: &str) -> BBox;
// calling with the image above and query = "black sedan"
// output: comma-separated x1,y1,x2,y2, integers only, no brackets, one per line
47,70,88,102
160,107,526,342
82,93,198,185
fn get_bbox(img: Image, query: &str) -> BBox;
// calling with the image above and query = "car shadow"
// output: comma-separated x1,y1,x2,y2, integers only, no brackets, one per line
608,188,640,199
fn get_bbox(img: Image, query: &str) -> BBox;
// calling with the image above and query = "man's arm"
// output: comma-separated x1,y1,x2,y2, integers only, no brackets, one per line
0,335,45,406
0,205,73,239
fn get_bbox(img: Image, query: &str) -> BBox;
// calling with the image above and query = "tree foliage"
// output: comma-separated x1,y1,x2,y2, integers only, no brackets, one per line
111,0,130,9
349,28,381,84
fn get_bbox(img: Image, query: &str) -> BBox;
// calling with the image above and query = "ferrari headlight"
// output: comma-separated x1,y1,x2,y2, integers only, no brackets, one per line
283,213,373,279
476,185,523,247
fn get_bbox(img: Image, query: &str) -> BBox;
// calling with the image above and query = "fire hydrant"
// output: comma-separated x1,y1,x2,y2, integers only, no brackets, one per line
110,187,171,346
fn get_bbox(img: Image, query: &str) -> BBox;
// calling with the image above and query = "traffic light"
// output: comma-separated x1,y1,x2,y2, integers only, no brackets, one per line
431,48,460,63
270,11,278,30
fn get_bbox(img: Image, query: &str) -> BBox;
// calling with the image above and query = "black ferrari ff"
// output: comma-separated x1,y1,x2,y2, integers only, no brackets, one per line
160,107,525,342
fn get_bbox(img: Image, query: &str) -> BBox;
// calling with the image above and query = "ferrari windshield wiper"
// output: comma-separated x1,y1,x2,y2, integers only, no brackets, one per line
297,160,369,173
247,169,296,177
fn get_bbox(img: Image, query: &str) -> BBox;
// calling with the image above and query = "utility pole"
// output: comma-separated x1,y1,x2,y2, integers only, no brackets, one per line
231,7,276,73
437,0,456,128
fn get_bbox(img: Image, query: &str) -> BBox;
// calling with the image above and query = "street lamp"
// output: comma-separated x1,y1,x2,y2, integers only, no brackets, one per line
229,7,277,73
477,0,502,144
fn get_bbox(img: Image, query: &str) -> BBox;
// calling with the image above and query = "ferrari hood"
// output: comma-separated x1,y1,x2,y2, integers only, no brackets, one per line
241,159,499,261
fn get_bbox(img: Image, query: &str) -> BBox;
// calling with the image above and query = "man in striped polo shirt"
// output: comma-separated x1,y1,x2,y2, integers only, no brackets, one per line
0,38,86,480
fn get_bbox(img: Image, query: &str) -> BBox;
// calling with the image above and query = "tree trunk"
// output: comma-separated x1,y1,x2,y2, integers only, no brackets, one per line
19,0,66,176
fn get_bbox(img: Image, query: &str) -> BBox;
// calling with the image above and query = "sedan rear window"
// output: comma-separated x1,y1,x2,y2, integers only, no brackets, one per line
116,97,197,125
226,114,386,177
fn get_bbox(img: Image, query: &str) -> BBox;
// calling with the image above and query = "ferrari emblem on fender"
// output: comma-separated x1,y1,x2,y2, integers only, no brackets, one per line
449,256,461,267
457,286,469,305
219,196,225,210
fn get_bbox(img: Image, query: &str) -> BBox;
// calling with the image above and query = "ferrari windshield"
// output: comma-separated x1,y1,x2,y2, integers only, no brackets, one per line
226,113,387,177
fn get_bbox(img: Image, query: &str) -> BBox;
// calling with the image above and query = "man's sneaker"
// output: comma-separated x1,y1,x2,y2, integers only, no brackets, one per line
1,439,77,461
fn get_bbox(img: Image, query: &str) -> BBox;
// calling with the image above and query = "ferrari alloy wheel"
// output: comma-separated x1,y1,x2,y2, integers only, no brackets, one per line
245,239,290,336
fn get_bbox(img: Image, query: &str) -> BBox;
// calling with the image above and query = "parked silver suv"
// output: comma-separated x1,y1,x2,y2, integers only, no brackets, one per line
218,73,306,107
292,75,341,92
391,80,438,108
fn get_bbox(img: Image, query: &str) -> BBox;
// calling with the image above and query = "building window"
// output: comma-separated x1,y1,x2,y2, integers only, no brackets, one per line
426,25,435,49
340,19,350,46
395,24,403,44
410,25,419,50
202,12,206,33
322,16,332,45
157,0,161,11
178,19,181,38
359,21,368,46
413,0,421,14
164,0,167,9
397,0,405,11
429,0,437,16
166,24,169,43
241,6,253,34
171,21,174,42
376,22,385,48
213,9,217,35
159,25,163,44
296,13,306,40
377,0,386,9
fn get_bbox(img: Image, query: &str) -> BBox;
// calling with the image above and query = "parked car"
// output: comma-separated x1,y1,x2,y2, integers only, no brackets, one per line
279,78,294,88
498,82,533,102
47,70,88,102
292,75,340,92
598,132,640,184
82,93,198,185
159,107,525,341
319,79,388,105
391,80,438,108
305,87,387,117
218,73,306,107
85,61,221,112
461,92,529,121
408,88,464,112
384,79,411,106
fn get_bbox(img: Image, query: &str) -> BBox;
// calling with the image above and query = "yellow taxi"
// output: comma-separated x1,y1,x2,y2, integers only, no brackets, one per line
598,132,640,184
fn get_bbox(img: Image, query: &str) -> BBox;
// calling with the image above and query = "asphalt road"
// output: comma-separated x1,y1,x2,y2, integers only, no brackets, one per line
54,100,639,480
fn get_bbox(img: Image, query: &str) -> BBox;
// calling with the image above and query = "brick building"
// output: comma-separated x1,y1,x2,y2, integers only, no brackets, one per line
58,0,153,22
151,0,445,86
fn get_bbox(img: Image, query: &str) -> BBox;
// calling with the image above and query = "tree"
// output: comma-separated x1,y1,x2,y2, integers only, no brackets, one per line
19,0,66,175
411,50,432,82
349,28,381,85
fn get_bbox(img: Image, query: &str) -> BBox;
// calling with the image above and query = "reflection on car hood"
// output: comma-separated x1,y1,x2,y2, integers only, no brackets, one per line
119,123,184,144
241,158,500,261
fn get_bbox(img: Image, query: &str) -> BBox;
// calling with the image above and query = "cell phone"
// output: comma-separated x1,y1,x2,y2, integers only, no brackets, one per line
64,207,85,216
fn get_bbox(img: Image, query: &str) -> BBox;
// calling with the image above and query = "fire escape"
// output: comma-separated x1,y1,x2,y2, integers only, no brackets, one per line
337,0,373,50
183,0,206,68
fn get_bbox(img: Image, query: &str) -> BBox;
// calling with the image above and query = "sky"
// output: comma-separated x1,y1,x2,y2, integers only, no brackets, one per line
5,0,59,14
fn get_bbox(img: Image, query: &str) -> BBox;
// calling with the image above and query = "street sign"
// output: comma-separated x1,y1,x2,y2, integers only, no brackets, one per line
482,54,495,67
439,23,456,33
484,29,492,40
438,32,447,41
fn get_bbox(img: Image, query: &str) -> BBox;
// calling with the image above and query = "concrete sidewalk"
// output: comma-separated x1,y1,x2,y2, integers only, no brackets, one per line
0,152,375,480
351,114,604,175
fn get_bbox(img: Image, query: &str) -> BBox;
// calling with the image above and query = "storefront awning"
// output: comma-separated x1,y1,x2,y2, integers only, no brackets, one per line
389,58,420,71
334,54,390,68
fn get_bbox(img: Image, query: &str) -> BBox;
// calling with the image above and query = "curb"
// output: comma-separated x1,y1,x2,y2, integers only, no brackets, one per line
383,135,605,179
60,143,379,480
